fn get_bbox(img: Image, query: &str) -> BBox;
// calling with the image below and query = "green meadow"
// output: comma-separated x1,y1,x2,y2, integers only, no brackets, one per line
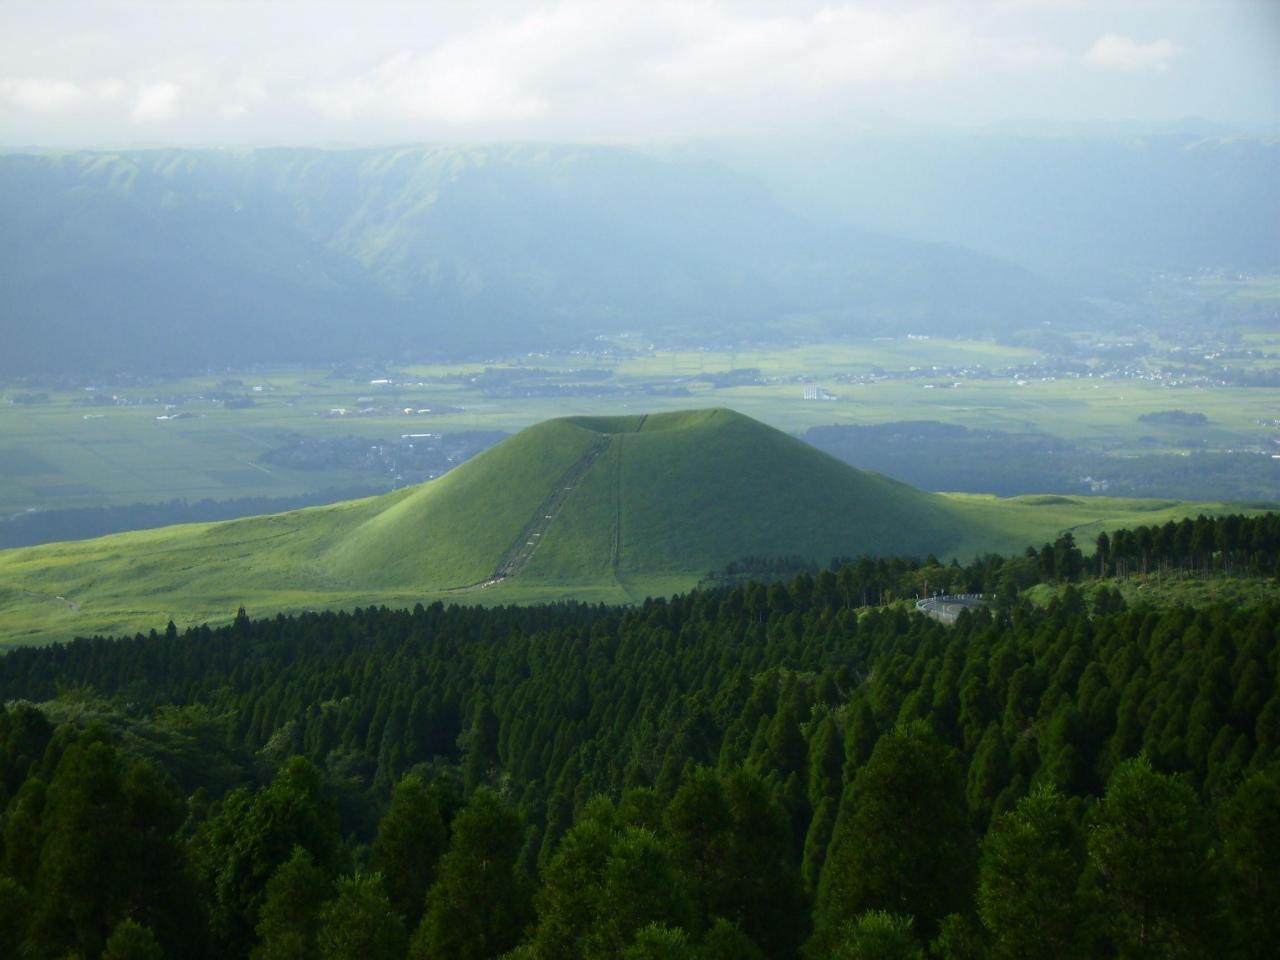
0,407,1269,649
0,488,1262,649
3,337,1278,517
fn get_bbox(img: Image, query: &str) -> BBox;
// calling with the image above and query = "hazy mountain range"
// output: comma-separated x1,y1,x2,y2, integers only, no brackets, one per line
704,132,1280,288
3,135,1275,375
3,144,1080,374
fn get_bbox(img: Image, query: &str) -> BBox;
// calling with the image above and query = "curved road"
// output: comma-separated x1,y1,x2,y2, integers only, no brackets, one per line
916,594,987,624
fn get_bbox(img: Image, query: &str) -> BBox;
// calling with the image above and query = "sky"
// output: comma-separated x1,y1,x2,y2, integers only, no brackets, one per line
0,0,1277,146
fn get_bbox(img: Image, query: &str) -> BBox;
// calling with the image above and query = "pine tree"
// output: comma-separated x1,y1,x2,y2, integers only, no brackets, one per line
1087,756,1222,957
102,919,165,960
815,722,975,947
369,775,447,928
583,828,691,960
194,756,342,957
977,785,1089,959
316,873,406,960
24,739,193,960
829,911,923,960
410,788,532,960
0,878,30,959
1218,769,1280,958
698,918,765,960
621,923,693,960
252,846,333,960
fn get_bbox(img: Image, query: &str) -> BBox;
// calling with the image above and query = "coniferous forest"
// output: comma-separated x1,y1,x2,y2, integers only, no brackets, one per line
1,517,1279,959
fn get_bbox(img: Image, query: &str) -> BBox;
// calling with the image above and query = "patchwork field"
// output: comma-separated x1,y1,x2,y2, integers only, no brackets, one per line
3,310,1277,641
4,335,1278,520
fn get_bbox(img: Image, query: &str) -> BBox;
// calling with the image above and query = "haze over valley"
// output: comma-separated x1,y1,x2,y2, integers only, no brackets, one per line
1,4,1279,960
2,133,1277,551
2,143,1091,374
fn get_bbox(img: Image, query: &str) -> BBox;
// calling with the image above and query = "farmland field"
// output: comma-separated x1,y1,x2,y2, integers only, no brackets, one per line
4,333,1278,521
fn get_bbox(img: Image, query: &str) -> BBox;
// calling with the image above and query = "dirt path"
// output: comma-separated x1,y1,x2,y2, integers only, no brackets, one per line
610,438,622,576
491,435,612,580
446,436,613,592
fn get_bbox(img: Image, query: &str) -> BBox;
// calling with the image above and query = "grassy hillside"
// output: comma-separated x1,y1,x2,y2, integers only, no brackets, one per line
0,408,1268,648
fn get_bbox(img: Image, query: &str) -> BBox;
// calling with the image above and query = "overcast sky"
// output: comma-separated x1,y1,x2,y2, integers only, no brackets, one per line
1,0,1277,146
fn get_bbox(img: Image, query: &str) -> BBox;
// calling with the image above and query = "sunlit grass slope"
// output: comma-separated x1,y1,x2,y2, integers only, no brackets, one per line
319,415,601,588
0,408,1269,647
533,409,976,577
939,492,1277,555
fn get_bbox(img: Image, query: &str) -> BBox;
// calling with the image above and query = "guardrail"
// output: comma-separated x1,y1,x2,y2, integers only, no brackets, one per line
915,593,985,609
915,593,987,622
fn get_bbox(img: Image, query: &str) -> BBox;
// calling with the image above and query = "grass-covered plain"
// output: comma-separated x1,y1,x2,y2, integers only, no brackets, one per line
3,335,1278,517
1,407,1270,648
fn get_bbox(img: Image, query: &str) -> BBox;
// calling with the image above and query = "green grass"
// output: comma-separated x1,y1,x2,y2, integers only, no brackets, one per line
0,390,381,513
1,407,1272,649
1027,577,1280,612
510,409,981,584
940,493,1274,556
5,337,1277,516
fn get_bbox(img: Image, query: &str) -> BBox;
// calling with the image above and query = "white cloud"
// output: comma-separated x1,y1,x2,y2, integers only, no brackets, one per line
308,49,548,125
303,1,1065,132
0,77,85,111
97,79,126,103
218,77,267,121
647,5,1064,95
0,1,1269,143
132,81,182,122
1085,33,1182,72
218,102,250,121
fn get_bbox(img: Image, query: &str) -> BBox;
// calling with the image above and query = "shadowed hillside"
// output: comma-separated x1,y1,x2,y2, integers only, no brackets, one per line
0,146,1083,373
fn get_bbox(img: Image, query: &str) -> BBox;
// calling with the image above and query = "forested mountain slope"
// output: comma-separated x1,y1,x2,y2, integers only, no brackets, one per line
0,570,1276,958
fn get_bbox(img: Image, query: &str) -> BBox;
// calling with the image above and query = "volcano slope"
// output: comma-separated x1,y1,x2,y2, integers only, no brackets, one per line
321,408,984,590
0,407,1251,646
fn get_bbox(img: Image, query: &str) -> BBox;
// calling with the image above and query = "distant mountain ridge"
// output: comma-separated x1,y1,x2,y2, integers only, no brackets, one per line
702,133,1280,287
0,145,1083,374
